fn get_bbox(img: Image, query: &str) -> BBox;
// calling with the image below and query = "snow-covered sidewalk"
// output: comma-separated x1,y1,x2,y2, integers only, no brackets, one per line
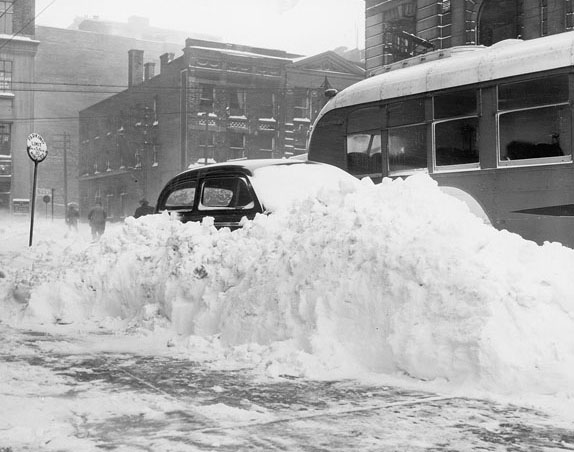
2,323,573,451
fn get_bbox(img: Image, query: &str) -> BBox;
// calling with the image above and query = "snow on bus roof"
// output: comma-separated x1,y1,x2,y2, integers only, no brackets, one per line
320,31,574,114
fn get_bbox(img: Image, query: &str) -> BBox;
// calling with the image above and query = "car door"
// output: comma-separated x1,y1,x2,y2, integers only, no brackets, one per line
194,174,261,229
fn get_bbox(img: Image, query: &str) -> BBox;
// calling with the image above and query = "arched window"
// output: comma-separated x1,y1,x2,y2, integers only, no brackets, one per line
478,0,520,46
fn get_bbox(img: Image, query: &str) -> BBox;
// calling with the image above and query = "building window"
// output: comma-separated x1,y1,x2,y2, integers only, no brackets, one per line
199,131,215,147
0,60,12,92
228,88,246,116
229,132,245,149
478,0,519,46
0,2,14,35
0,123,10,155
567,0,574,29
152,144,159,166
540,0,548,36
293,89,310,119
294,130,308,150
0,158,10,175
199,84,214,111
259,134,275,151
259,92,275,119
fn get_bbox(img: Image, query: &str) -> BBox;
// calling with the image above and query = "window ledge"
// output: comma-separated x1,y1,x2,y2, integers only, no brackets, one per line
0,92,15,99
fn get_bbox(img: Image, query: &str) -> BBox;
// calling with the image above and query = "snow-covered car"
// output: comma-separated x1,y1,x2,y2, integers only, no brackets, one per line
155,159,358,229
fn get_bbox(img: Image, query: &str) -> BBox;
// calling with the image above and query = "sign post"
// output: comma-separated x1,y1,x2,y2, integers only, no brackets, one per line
26,133,48,247
43,194,50,219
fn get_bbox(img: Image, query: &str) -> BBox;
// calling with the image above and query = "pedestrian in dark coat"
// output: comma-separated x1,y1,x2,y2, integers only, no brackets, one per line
65,203,80,232
134,199,155,218
87,201,106,241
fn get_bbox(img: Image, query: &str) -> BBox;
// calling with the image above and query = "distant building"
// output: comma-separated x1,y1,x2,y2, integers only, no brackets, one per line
364,0,574,75
78,39,364,219
73,15,220,43
0,0,38,213
24,16,221,217
32,25,193,215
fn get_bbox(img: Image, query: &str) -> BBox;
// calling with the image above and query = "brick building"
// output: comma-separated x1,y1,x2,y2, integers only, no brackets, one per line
31,20,221,217
78,39,364,219
0,0,38,213
364,0,574,75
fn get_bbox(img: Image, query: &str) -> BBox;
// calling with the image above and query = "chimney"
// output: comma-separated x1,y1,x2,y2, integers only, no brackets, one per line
128,49,144,88
144,62,155,81
159,53,174,73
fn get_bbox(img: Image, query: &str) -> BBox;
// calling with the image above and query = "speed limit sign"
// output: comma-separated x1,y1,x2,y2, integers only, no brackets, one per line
26,133,48,163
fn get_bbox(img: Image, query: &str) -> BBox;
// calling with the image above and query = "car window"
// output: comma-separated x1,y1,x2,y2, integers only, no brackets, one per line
199,177,255,210
164,186,196,208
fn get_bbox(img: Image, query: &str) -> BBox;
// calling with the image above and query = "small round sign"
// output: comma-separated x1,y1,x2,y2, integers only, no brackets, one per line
26,133,48,163
42,195,51,204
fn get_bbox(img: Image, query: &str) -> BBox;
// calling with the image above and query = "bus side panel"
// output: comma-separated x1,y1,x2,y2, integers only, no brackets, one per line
434,165,574,247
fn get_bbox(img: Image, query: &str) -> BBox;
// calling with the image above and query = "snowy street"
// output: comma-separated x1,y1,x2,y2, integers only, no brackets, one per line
3,174,574,450
2,323,574,451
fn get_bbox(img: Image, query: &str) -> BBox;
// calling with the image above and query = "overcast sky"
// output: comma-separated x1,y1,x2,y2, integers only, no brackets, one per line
35,0,365,55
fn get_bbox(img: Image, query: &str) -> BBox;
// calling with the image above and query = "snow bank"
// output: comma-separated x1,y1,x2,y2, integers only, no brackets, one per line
2,173,574,397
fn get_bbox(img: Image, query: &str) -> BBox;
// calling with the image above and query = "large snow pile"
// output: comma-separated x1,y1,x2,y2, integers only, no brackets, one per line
1,173,574,397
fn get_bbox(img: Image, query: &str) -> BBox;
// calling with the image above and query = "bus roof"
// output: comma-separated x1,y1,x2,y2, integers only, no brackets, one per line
319,31,574,116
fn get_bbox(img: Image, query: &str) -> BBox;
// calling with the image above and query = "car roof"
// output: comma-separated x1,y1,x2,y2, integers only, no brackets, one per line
174,158,319,179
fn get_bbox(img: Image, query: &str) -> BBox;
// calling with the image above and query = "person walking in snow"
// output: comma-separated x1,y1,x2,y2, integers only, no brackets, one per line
87,200,106,241
133,198,155,218
65,203,80,232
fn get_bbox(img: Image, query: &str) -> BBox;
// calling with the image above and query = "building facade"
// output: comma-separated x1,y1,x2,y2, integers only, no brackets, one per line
31,20,220,217
365,0,574,74
0,0,38,213
78,39,364,220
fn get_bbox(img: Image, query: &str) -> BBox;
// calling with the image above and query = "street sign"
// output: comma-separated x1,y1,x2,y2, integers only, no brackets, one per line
27,133,48,246
36,188,51,196
12,199,30,214
26,133,48,163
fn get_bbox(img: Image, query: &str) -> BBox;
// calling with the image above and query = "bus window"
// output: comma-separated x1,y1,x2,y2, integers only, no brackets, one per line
434,89,477,119
388,125,427,173
498,75,568,110
388,98,425,127
498,75,571,163
348,106,384,133
347,133,382,175
499,105,570,162
387,98,427,174
307,109,347,169
435,118,479,166
433,89,479,169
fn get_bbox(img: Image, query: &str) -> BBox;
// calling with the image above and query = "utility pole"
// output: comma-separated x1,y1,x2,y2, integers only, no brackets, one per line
204,111,209,165
63,133,69,211
53,132,70,214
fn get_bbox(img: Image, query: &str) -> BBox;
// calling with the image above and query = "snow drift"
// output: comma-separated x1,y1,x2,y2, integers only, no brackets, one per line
2,173,574,396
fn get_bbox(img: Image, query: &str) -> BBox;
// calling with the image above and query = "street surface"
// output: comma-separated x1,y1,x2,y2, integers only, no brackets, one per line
1,324,574,451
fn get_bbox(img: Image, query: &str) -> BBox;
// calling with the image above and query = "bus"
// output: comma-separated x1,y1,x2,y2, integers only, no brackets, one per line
308,31,574,248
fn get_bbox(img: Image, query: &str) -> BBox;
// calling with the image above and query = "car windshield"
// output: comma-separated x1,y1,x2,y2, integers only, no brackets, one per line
251,163,359,212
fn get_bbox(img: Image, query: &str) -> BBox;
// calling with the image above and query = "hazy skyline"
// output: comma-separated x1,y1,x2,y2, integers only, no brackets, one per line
35,0,365,55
